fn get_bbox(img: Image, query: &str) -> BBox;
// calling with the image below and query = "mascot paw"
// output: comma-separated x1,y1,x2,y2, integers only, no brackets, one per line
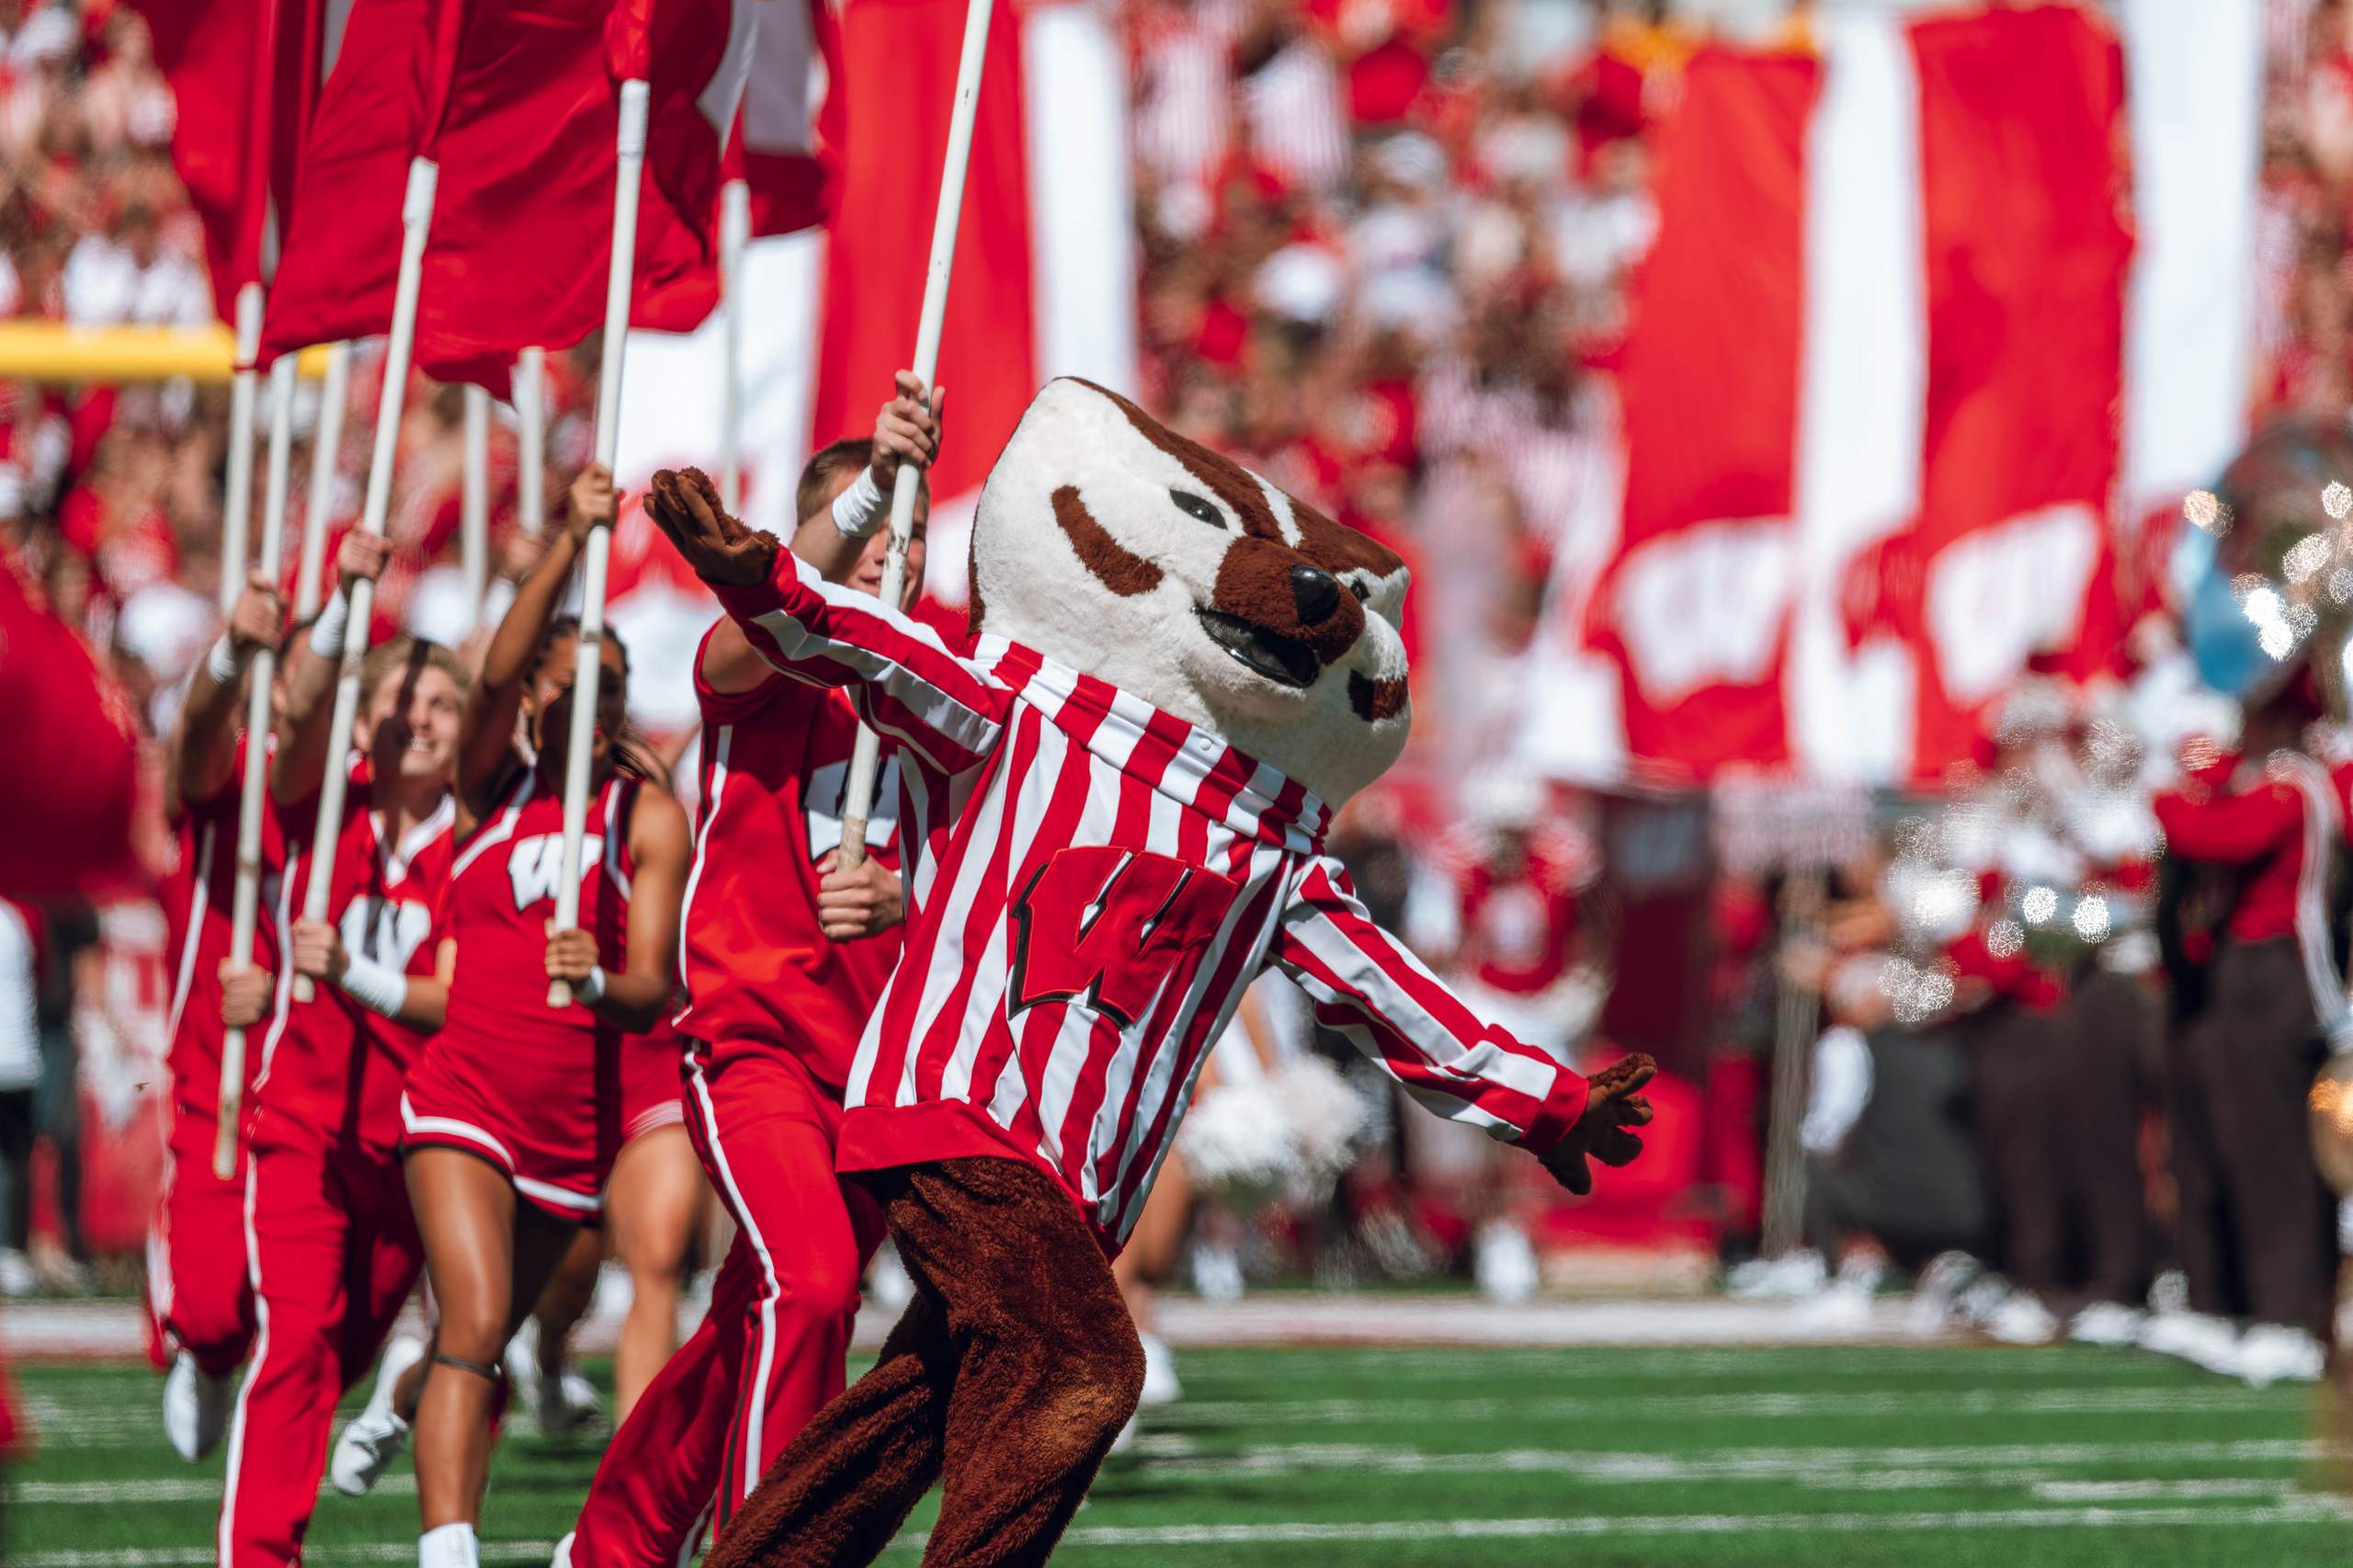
1540,1052,1655,1197
646,466,778,587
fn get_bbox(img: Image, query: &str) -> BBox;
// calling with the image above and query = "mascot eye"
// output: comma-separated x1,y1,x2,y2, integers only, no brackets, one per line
1349,579,1370,602
1170,490,1225,529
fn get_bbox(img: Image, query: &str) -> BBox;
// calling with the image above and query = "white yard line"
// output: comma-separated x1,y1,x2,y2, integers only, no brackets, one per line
1,1292,1961,1361
24,1499,2353,1567
1156,1383,2305,1426
16,1474,416,1505
19,1548,552,1568
931,1498,2353,1551
1127,1437,2347,1485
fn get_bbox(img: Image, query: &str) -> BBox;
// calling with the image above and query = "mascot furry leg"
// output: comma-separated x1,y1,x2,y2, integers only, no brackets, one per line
708,1157,1141,1568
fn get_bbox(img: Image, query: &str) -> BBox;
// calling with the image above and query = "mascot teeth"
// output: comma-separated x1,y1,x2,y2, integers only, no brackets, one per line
1193,608,1318,689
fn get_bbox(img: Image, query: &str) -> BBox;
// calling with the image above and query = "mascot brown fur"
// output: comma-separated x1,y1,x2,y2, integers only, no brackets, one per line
644,380,1655,1567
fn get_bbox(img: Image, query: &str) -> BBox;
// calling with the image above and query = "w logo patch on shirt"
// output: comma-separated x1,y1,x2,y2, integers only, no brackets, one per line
338,894,433,973
1008,846,1245,1028
508,833,601,912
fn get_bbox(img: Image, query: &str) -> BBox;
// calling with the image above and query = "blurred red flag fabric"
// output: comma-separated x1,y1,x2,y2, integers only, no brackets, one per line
134,0,333,324
258,0,464,362
737,0,842,238
0,552,138,900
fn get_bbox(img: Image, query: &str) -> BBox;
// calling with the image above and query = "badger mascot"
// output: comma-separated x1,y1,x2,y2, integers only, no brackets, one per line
645,380,1655,1567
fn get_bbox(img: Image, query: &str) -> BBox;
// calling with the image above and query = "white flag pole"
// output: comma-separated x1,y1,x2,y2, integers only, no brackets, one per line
295,341,351,620
836,0,995,869
718,176,749,514
214,352,299,1177
293,157,438,1004
220,282,265,616
548,79,648,1008
461,382,489,629
515,345,546,538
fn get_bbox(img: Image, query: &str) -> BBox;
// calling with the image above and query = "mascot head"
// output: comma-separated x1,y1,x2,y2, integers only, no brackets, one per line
970,379,1413,806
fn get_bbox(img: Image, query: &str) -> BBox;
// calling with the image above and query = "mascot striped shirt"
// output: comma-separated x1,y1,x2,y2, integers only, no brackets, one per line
712,550,1591,1251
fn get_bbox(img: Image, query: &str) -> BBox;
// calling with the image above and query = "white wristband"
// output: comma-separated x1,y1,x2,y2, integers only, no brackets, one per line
830,467,887,540
338,952,408,1018
311,587,350,660
574,965,608,1005
207,634,241,685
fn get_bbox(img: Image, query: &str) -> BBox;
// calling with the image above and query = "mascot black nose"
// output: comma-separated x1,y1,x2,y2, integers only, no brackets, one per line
1290,564,1341,624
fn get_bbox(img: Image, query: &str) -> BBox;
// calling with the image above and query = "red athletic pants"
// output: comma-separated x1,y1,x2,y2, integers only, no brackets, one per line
215,1131,422,1568
148,1108,256,1376
569,1041,883,1568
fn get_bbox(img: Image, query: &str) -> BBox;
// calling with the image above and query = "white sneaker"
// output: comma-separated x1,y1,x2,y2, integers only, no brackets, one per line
1984,1290,2060,1346
1190,1243,1245,1302
1907,1251,1982,1336
1725,1250,1827,1301
2068,1301,2146,1347
330,1335,425,1495
163,1351,238,1461
1800,1278,1877,1330
1138,1334,1181,1408
2138,1310,2242,1375
0,1248,35,1298
549,1533,574,1568
504,1319,545,1420
866,1244,915,1313
540,1367,602,1437
2236,1323,2326,1387
1473,1221,1540,1303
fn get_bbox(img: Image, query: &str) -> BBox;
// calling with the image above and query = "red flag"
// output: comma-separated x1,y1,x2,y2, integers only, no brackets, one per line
259,0,464,362
0,552,138,899
135,0,330,324
814,0,1034,504
410,0,617,394
619,0,839,335
738,0,841,237
1583,47,1816,782
414,0,775,385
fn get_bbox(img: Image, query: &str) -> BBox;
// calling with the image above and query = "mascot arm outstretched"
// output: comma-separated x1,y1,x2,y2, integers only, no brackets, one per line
1273,856,1655,1196
647,466,1005,776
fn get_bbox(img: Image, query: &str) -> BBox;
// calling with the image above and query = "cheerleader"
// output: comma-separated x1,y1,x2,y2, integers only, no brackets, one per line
330,466,690,1568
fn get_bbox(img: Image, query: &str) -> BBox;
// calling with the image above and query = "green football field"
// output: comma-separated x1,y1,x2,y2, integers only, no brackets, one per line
9,1342,2353,1566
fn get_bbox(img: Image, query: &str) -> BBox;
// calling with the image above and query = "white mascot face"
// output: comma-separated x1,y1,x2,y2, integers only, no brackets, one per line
969,379,1413,806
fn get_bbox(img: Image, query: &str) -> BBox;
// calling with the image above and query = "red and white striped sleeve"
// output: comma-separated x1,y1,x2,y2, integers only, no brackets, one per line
709,546,1011,776
1270,856,1589,1154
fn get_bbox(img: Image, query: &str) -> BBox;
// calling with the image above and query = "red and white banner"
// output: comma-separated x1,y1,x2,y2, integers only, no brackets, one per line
609,0,1135,730
1567,1,2258,789
1579,46,1817,782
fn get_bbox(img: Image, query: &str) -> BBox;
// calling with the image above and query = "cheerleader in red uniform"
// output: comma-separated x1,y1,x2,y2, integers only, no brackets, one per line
369,466,690,1568
149,571,284,1461
216,532,462,1568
